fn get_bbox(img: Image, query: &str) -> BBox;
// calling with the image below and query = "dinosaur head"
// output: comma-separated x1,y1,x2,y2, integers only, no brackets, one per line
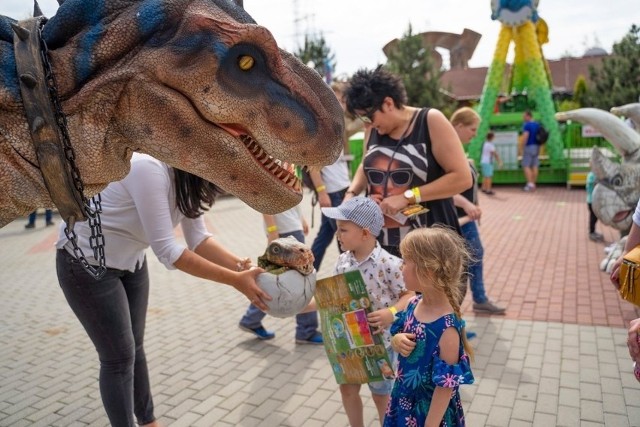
591,148,639,231
556,108,640,231
40,0,344,214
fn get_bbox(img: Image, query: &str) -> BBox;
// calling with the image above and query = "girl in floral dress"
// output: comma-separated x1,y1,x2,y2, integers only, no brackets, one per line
384,227,475,426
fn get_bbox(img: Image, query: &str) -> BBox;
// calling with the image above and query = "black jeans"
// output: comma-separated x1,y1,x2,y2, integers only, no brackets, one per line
56,250,155,427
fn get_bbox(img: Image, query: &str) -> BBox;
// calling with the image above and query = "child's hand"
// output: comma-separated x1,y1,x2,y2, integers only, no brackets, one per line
391,333,416,357
367,308,395,333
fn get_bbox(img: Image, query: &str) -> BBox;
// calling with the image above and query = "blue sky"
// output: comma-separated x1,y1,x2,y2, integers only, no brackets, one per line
2,0,637,77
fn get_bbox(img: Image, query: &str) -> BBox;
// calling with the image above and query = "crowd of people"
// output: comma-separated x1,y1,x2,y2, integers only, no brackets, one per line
41,64,637,427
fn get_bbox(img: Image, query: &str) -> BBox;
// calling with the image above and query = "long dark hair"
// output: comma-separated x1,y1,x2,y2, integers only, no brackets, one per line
173,169,221,219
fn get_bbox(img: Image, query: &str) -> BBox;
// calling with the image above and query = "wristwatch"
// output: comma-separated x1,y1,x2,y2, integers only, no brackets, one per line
403,189,416,205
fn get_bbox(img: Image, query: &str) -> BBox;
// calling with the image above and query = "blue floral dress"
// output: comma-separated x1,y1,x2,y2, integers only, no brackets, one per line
384,296,474,426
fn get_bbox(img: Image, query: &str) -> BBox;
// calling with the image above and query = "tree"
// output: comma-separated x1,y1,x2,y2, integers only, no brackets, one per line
586,25,640,109
572,75,588,107
385,24,451,111
293,34,336,82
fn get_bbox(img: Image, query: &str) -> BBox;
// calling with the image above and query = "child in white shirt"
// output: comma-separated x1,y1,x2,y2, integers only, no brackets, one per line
480,131,502,195
322,196,414,427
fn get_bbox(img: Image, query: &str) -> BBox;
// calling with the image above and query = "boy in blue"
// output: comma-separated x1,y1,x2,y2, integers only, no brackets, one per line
322,196,414,427
385,227,474,426
521,110,541,192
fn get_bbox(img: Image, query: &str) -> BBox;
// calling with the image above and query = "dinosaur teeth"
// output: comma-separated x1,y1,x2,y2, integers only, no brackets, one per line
239,134,301,191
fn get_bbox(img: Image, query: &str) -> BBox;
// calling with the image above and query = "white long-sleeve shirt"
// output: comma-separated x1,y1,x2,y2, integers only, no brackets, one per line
56,153,212,272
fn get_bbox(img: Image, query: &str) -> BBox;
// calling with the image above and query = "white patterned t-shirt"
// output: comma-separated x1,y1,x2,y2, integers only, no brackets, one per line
333,243,406,346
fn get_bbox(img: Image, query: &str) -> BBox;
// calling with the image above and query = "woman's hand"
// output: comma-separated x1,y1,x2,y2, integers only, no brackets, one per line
379,194,409,216
367,308,395,333
235,268,272,311
461,200,482,221
391,333,416,357
610,256,624,289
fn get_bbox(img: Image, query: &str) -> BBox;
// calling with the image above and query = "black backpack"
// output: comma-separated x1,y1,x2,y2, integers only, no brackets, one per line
536,125,549,145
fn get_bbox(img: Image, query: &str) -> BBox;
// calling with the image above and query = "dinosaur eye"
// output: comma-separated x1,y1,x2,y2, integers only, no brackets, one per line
611,175,623,186
270,245,281,254
238,55,254,71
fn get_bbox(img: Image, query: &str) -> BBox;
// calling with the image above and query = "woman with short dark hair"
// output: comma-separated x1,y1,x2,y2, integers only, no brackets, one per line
344,66,472,257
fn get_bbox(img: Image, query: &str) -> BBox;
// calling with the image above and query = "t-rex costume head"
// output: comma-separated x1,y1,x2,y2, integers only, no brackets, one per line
556,106,640,231
0,0,344,227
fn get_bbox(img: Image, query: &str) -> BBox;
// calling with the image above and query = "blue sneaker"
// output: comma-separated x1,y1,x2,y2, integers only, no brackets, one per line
239,325,275,340
295,332,323,345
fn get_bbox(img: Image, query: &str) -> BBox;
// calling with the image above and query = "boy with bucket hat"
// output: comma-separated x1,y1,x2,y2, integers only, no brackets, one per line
321,196,414,427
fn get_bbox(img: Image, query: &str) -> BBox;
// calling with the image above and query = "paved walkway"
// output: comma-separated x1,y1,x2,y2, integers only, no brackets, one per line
1,185,639,426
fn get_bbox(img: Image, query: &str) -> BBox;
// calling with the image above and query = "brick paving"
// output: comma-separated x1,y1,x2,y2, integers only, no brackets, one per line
1,185,639,426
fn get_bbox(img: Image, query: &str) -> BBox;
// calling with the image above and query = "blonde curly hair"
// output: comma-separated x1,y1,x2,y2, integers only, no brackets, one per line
400,226,474,359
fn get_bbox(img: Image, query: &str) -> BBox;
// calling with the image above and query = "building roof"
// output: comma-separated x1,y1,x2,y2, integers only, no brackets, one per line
440,54,607,101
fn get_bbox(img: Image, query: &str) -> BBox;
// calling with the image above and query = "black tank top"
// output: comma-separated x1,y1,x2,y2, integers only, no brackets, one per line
364,108,461,248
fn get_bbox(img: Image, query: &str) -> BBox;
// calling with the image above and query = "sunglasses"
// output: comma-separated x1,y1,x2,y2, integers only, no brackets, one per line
365,168,413,186
355,106,379,124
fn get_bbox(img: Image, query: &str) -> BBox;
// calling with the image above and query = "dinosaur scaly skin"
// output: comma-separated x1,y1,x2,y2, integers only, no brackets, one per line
0,0,344,227
257,236,315,276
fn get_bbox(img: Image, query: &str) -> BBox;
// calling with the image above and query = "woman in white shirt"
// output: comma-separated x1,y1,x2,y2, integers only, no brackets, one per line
55,153,270,427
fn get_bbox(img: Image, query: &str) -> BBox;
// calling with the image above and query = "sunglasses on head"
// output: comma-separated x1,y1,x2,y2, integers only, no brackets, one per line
365,168,413,186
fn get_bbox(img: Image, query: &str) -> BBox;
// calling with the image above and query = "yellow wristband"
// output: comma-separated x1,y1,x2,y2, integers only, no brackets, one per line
315,185,326,193
266,225,278,233
388,306,398,316
411,187,422,204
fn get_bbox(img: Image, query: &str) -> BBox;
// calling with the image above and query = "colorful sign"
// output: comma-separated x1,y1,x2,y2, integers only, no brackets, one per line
315,270,395,384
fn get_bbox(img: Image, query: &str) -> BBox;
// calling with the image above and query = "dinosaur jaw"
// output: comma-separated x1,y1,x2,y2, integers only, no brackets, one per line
216,123,302,193
240,134,301,192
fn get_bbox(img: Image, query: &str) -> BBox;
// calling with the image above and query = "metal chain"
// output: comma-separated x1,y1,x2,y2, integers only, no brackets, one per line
37,19,107,279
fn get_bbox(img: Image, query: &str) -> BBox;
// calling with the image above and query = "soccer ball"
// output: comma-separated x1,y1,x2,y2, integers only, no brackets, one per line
256,269,317,318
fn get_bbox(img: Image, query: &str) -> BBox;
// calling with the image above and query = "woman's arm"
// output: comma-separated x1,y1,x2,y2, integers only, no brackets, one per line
380,110,472,214
423,109,473,199
174,239,271,311
345,163,367,200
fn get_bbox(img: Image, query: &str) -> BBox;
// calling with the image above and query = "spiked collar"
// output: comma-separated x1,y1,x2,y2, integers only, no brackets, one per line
12,17,88,226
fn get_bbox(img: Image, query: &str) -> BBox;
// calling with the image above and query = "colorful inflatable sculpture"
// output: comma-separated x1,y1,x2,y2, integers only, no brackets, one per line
469,0,562,165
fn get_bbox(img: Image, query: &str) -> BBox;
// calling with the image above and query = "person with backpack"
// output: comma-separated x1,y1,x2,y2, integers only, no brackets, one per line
521,110,542,192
